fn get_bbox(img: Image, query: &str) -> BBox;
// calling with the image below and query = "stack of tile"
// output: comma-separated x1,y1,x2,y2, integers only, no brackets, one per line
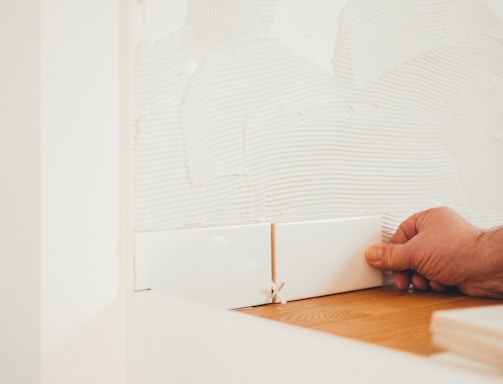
431,305,503,369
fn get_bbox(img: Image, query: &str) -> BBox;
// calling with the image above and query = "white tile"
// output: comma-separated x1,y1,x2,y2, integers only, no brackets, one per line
431,305,503,369
273,216,383,302
135,224,272,309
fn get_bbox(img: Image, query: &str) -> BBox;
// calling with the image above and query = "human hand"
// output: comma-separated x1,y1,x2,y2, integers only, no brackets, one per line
365,207,503,298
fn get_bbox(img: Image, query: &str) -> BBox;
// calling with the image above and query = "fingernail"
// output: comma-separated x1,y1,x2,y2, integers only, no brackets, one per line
366,245,384,263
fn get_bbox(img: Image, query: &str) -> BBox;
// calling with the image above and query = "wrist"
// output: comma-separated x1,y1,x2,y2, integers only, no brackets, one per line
475,226,503,279
478,227,503,259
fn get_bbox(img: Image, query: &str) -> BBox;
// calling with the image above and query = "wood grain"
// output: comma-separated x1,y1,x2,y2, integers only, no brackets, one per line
236,286,501,355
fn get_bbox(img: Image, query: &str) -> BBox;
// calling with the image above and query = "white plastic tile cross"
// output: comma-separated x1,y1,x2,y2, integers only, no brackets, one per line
273,216,383,302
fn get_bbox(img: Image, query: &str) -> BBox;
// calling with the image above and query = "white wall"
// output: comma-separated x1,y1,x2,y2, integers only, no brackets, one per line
0,2,41,383
133,0,503,236
1,1,126,383
40,1,126,383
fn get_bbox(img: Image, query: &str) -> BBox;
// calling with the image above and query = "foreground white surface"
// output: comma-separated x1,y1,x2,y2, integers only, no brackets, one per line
128,292,502,383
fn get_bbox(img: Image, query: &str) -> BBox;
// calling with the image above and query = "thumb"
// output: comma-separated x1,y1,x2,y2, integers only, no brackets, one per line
365,243,411,271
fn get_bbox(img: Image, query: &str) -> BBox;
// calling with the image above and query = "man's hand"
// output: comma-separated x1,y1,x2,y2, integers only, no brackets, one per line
365,207,503,298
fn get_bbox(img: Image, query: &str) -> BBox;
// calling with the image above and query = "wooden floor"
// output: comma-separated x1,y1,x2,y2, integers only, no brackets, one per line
236,285,501,356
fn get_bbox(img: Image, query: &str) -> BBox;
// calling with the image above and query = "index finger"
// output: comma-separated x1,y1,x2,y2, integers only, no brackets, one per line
390,212,421,244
